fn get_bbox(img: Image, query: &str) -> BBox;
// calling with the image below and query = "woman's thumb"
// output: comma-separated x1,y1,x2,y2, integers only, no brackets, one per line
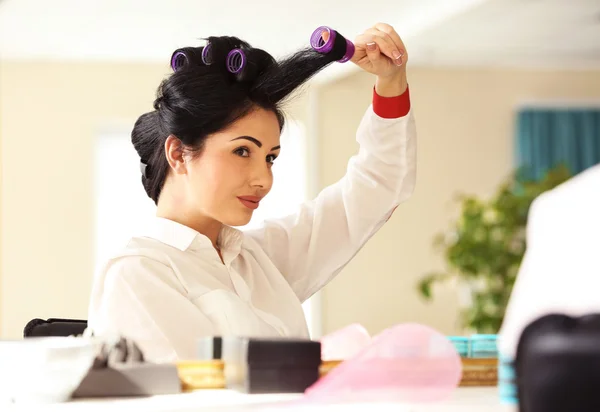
366,41,382,63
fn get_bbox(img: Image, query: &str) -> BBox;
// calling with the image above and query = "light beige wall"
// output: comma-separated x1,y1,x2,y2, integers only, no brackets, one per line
1,61,599,339
0,62,170,337
318,68,600,337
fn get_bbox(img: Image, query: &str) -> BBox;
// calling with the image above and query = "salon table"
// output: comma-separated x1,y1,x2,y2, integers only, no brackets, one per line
4,387,514,412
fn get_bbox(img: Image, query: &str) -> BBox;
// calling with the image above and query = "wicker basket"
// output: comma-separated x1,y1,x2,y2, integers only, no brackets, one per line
460,357,498,387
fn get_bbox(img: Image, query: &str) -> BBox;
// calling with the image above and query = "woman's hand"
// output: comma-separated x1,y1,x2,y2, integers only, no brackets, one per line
351,23,408,97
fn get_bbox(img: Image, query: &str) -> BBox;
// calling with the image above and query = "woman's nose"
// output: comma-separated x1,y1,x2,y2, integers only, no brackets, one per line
249,162,273,191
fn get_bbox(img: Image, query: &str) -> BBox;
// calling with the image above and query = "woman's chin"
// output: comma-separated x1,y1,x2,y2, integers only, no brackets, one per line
221,211,253,228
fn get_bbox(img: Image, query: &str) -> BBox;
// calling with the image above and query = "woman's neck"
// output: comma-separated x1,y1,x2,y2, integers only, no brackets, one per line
156,186,222,250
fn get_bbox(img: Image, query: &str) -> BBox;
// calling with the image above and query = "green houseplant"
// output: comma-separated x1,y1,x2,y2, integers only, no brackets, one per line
417,164,572,333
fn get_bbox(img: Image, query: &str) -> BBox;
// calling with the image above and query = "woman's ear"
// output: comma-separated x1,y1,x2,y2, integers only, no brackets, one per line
164,135,187,175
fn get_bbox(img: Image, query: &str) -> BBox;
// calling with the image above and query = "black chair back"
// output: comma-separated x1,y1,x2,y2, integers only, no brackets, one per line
23,318,88,338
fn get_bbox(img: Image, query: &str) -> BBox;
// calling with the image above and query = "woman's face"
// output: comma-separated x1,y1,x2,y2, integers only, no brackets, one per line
185,107,281,227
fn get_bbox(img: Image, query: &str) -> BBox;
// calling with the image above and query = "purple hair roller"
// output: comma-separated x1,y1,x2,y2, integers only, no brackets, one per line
201,43,212,65
338,40,355,63
170,51,187,72
310,26,355,63
226,48,246,74
310,26,336,53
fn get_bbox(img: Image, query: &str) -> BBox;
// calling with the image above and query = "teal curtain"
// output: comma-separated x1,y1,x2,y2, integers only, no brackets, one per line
516,108,600,180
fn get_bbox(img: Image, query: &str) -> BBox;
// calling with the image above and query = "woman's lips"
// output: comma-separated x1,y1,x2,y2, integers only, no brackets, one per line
237,196,260,210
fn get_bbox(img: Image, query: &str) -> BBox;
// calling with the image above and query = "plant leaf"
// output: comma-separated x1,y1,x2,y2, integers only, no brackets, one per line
418,163,572,333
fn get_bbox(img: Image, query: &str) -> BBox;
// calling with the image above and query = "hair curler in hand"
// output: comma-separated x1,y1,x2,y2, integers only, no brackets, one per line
310,26,355,63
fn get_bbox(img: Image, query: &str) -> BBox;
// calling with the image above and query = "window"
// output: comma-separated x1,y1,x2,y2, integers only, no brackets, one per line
516,106,600,180
93,128,157,268
93,119,318,336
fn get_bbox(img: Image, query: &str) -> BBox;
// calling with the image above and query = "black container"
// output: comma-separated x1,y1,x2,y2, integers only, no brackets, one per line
516,313,600,412
222,337,321,394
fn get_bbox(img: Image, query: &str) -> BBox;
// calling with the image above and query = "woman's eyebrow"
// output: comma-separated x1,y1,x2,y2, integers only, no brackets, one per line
231,136,280,151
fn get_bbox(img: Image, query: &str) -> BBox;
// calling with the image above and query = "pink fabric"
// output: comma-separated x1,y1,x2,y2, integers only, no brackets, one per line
306,323,462,404
320,323,371,361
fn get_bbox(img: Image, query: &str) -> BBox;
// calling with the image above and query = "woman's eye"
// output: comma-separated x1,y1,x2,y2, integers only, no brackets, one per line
234,147,250,157
267,154,278,164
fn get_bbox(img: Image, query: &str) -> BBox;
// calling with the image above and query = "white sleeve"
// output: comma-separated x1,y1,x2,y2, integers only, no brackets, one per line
245,106,417,302
499,193,560,356
500,183,600,356
88,256,216,362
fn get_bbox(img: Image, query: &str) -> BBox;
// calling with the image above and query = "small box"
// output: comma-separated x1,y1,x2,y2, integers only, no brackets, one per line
73,363,182,398
222,337,321,394
470,334,498,358
498,355,518,404
176,360,225,391
448,336,469,357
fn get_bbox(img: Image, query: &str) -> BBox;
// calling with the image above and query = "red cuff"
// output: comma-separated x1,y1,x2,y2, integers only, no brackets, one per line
372,85,411,119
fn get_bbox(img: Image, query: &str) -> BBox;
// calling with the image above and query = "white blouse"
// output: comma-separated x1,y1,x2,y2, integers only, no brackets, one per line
88,103,417,362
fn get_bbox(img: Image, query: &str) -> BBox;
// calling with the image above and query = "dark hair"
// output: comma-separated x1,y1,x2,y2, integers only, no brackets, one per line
132,32,350,204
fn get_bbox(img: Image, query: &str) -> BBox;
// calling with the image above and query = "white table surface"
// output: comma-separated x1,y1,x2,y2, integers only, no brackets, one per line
5,387,516,412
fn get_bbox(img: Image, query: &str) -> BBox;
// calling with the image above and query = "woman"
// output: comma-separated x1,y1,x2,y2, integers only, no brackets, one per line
88,23,416,362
